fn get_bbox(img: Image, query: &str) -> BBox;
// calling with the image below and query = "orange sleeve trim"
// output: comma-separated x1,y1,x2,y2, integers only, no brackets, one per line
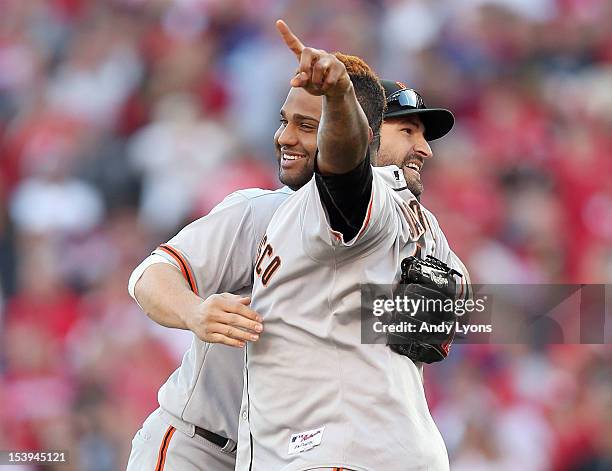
158,244,199,296
155,425,176,471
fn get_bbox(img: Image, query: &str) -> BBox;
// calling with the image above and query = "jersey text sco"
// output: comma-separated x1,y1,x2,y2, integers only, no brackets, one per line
236,166,459,471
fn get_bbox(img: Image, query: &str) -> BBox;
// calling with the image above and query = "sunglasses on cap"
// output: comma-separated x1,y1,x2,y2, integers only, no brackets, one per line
386,88,426,109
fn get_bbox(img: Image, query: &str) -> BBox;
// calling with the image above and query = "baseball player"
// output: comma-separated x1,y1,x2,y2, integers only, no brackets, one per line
375,79,469,279
126,23,468,471
125,48,394,471
236,22,466,470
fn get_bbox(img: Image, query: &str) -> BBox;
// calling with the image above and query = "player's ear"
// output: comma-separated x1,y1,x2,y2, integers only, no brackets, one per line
368,126,373,143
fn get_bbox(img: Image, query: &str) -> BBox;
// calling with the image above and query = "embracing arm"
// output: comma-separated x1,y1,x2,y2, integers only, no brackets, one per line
131,261,262,348
127,192,271,347
132,261,200,330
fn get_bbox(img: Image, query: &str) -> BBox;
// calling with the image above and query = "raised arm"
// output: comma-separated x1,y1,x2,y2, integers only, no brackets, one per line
276,20,369,175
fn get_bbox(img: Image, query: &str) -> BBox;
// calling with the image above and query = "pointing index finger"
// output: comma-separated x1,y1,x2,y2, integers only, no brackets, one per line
276,19,304,59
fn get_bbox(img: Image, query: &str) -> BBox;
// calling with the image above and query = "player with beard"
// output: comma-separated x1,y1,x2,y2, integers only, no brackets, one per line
126,39,467,471
235,22,468,470
125,50,385,471
376,80,454,199
375,80,468,277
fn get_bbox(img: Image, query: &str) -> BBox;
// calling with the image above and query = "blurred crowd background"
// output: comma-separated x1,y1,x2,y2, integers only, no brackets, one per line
0,0,611,469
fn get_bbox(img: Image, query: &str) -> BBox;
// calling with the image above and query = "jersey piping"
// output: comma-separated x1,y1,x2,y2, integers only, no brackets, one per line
157,244,199,295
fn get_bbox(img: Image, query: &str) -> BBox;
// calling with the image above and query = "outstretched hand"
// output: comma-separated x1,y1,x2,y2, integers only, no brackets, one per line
276,19,351,97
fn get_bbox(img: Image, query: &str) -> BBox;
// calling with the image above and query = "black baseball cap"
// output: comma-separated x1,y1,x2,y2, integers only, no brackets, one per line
382,80,454,141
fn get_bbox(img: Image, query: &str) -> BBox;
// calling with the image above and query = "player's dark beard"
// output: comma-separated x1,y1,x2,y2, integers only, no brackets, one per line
404,173,423,199
399,152,425,198
375,151,424,198
279,167,312,191
276,148,315,191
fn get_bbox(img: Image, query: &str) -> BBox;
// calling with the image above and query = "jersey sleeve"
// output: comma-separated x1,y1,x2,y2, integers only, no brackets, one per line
149,192,259,297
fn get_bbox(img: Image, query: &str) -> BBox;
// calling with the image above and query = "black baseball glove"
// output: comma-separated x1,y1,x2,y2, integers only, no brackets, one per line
387,255,462,364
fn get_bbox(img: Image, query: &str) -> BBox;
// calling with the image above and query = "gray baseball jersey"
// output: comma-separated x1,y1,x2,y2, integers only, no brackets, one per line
236,165,458,471
128,170,469,470
141,187,293,441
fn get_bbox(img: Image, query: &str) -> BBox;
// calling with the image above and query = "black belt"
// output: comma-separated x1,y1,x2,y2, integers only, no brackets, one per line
194,426,231,449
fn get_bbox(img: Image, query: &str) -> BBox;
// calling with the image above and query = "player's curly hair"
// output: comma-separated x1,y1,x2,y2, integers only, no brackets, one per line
333,52,385,153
